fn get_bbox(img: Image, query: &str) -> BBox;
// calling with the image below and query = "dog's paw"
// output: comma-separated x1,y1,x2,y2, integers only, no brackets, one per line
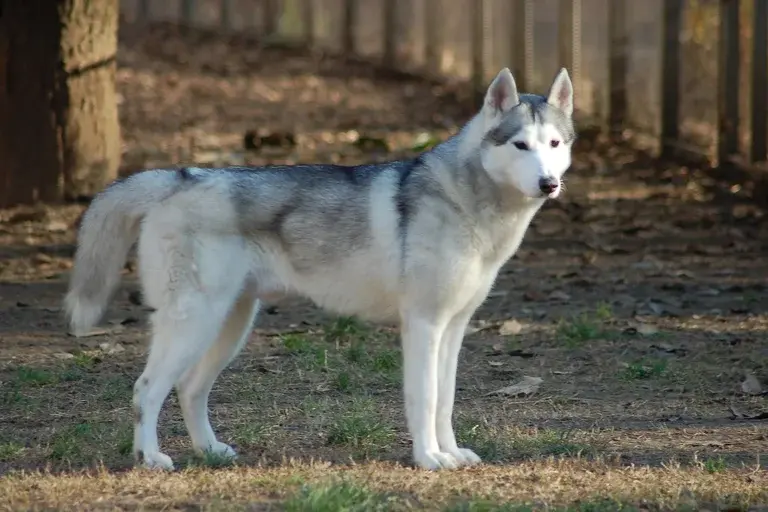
138,451,175,471
450,447,482,466
413,450,460,470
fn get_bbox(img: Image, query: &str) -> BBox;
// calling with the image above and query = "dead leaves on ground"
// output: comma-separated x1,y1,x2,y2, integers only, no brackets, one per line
485,376,543,398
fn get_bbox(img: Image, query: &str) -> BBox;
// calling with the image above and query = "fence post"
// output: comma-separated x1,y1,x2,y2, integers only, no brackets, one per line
342,0,356,54
558,0,581,105
660,0,682,158
608,0,627,136
424,0,442,74
751,0,768,163
718,0,740,167
383,0,398,67
221,0,233,30
137,0,150,22
181,0,196,25
302,0,315,46
511,0,534,92
471,0,486,105
264,0,278,36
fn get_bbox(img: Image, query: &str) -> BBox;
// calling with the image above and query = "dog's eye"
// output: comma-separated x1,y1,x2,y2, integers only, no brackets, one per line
513,141,529,151
550,140,561,148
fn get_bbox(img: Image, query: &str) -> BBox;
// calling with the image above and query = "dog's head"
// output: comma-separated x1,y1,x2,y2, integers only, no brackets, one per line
478,68,575,200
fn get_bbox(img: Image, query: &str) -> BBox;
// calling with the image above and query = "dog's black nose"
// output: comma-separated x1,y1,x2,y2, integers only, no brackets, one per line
539,177,559,194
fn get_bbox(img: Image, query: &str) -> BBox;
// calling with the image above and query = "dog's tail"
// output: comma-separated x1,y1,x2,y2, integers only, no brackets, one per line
64,170,183,335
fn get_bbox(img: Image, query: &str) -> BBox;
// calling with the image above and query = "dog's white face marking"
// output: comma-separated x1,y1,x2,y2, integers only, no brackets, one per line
479,68,575,200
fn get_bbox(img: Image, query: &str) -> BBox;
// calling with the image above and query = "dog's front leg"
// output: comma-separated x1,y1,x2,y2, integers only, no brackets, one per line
400,314,458,470
436,311,482,466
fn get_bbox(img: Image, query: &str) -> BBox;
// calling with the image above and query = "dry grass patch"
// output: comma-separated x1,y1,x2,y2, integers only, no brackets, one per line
1,460,766,511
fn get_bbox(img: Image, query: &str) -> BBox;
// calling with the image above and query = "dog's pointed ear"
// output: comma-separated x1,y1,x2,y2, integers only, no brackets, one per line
484,68,519,116
547,68,574,116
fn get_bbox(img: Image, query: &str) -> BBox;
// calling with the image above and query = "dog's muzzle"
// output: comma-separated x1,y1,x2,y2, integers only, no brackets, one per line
538,176,559,195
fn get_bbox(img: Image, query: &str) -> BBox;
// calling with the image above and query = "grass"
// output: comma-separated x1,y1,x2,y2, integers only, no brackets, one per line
556,305,615,347
0,461,765,510
0,315,766,510
702,456,727,474
456,422,596,462
326,399,396,457
621,359,668,380
0,441,24,462
286,481,405,511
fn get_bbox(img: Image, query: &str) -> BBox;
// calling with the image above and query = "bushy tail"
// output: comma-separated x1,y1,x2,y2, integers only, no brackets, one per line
64,170,182,335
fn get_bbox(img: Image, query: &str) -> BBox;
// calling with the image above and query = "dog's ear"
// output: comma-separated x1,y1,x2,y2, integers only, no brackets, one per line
484,68,519,116
547,68,574,117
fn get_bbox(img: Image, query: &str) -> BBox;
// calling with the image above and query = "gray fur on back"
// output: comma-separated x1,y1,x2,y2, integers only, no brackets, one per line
484,94,575,147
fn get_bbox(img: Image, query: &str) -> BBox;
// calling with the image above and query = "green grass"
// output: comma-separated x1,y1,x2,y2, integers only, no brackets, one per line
326,400,396,457
286,481,406,512
703,456,727,474
0,440,25,462
14,366,57,386
556,304,617,347
49,422,95,461
47,421,133,462
187,449,237,469
456,422,595,462
621,359,668,380
234,422,276,448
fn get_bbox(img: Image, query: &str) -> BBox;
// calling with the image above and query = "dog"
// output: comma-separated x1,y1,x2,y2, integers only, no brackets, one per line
64,67,575,471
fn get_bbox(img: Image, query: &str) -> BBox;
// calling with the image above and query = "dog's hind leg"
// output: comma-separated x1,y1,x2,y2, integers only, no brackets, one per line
176,289,260,458
132,289,241,470
132,221,250,470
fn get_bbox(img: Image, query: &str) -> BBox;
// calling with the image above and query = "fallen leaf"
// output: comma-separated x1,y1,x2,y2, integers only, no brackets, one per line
68,325,124,338
45,221,69,233
729,404,768,420
636,323,659,336
650,343,687,356
741,374,764,395
99,342,126,355
547,290,571,301
485,376,542,397
499,319,523,336
53,353,75,360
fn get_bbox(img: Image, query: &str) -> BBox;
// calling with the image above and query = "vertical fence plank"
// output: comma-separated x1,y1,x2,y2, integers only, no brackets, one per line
558,0,581,101
718,0,740,166
343,0,355,53
660,0,682,158
264,0,278,36
137,0,150,22
302,0,315,46
608,0,627,136
221,0,233,30
471,0,486,104
181,0,196,25
511,0,534,92
424,0,441,74
383,0,398,67
751,0,768,163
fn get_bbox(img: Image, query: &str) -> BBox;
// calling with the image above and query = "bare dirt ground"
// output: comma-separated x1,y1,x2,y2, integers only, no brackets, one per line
1,24,767,511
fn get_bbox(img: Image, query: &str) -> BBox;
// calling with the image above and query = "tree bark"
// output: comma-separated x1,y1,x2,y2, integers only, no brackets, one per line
0,0,121,207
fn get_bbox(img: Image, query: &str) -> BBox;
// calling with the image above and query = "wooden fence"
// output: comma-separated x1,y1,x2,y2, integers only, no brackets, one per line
121,0,768,168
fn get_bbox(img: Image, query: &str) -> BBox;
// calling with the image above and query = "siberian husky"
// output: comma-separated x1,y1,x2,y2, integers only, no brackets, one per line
65,68,575,470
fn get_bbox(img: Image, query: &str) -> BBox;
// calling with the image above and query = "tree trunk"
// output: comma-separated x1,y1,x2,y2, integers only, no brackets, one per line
0,0,121,207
